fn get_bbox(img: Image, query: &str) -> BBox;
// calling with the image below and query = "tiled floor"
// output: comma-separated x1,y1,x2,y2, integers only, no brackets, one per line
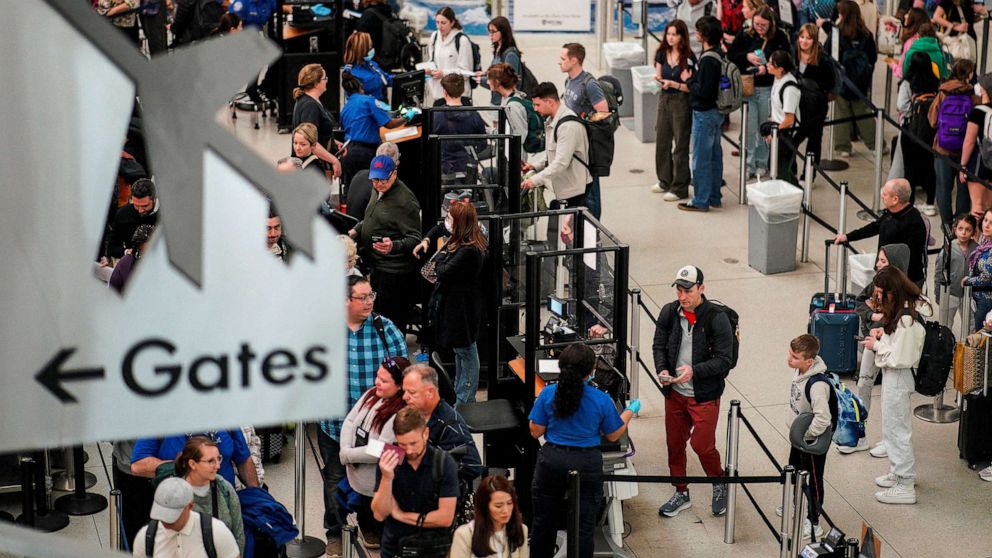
4,28,992,558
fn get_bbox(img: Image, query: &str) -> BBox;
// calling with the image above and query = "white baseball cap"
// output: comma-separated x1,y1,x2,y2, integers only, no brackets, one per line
150,477,193,523
672,265,704,289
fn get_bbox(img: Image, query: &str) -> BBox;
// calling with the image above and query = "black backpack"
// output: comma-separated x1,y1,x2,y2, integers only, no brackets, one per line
554,114,616,177
905,92,937,147
504,47,539,98
191,0,223,40
702,299,741,370
839,37,874,99
146,515,216,558
912,319,956,396
780,74,828,132
369,9,420,71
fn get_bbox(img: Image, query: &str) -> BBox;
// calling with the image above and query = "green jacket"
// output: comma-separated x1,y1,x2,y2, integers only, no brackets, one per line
191,477,245,555
354,179,422,273
902,36,948,80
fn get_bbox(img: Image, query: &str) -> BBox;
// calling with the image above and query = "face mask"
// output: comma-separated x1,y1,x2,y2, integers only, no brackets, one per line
976,83,985,97
445,217,453,232
365,48,376,62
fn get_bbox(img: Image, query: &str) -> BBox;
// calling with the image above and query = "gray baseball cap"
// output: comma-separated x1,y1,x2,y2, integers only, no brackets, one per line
150,477,193,523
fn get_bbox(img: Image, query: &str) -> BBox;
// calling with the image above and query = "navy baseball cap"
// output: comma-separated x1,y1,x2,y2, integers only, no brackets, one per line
369,155,396,180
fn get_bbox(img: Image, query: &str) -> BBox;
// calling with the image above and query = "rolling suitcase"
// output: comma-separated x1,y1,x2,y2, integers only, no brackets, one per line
809,241,860,375
958,345,992,468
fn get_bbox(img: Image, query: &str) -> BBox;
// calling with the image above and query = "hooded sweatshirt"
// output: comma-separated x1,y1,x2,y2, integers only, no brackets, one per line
788,356,833,439
432,108,488,175
936,236,978,299
928,79,979,156
901,36,948,80
856,243,911,334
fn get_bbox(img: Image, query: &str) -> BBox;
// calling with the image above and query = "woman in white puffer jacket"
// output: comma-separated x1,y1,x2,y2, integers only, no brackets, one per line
862,265,930,506
426,7,474,103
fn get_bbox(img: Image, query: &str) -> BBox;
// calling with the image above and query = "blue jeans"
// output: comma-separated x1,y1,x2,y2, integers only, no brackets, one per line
585,176,602,220
974,297,992,332
453,342,480,404
934,157,970,228
691,109,724,209
746,87,771,175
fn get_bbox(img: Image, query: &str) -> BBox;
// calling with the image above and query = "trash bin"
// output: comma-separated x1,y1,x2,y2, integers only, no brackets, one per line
848,252,877,294
603,42,645,118
630,65,659,143
747,180,804,274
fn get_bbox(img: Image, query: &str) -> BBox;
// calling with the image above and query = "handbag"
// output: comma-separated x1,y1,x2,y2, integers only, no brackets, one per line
741,73,755,97
941,7,977,62
420,242,446,284
953,332,987,393
399,529,453,558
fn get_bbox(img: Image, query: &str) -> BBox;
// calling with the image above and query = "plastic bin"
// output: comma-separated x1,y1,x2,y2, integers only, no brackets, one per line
848,252,877,294
746,180,804,274
603,42,645,118
630,66,659,143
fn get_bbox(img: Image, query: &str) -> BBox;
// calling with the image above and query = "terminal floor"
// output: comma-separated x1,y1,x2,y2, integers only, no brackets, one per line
4,33,992,558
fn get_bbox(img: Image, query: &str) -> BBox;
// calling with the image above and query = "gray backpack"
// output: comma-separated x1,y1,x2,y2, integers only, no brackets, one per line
701,50,744,115
976,106,992,169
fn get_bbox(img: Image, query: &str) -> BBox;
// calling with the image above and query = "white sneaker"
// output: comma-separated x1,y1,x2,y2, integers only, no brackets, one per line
775,505,783,517
651,183,666,194
837,439,870,454
979,465,992,482
923,204,937,216
875,472,897,488
869,443,887,458
875,482,917,504
837,149,852,158
803,520,825,540
663,192,684,202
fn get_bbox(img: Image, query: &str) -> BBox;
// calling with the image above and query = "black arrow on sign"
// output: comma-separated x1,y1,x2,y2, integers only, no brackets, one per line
35,348,105,404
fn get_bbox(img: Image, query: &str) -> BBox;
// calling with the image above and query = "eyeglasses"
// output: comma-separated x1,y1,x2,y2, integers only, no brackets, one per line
320,76,329,81
350,292,377,303
198,456,223,465
370,175,393,185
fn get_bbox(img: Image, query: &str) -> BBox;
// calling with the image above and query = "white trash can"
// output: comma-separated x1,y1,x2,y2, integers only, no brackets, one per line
746,180,804,274
603,42,645,118
630,65,659,143
848,252,877,294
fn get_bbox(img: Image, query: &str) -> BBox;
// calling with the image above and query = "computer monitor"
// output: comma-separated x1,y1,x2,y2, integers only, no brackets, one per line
547,296,568,319
391,70,425,110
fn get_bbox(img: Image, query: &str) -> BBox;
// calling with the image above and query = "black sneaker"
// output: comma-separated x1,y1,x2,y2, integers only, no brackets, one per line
712,483,728,516
658,490,691,517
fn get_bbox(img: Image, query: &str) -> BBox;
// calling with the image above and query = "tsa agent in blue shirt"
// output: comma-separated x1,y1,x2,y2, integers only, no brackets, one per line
528,344,637,558
130,430,258,488
339,72,406,187
343,31,393,104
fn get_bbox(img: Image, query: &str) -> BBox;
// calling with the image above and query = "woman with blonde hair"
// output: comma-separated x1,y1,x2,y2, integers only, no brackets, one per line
343,31,392,104
292,64,343,178
291,122,327,179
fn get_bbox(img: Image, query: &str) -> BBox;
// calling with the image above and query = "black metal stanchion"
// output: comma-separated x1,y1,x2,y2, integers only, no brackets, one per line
566,470,580,558
16,457,36,527
53,447,96,491
54,446,107,516
31,451,69,532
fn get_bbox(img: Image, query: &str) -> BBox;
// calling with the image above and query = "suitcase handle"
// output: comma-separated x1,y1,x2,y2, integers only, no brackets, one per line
822,241,851,302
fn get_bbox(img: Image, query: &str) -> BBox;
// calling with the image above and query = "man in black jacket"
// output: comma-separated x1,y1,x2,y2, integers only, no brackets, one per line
653,265,733,519
102,178,159,263
832,179,928,287
680,16,726,213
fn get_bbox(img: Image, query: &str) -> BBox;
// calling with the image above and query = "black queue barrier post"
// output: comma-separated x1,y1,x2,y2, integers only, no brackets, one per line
800,152,815,263
31,451,69,532
53,447,96,491
286,423,324,558
16,457,36,528
566,470,580,558
54,446,107,516
846,537,861,557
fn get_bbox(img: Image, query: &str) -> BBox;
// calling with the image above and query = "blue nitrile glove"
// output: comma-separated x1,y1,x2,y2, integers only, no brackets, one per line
626,399,641,414
311,4,331,16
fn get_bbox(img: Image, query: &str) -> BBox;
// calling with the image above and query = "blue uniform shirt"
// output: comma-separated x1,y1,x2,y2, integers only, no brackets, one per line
344,61,393,104
132,431,251,486
529,383,624,448
341,93,392,145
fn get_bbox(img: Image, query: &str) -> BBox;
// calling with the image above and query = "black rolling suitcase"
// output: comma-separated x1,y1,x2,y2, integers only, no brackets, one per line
958,349,992,468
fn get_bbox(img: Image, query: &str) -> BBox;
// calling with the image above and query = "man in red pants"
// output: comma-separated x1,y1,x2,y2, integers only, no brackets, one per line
652,265,735,517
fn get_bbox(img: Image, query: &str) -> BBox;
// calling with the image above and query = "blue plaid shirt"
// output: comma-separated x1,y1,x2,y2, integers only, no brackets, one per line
321,314,407,441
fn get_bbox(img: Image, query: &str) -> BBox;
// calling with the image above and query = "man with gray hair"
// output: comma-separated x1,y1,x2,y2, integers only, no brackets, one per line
833,178,928,286
347,142,401,219
402,365,483,491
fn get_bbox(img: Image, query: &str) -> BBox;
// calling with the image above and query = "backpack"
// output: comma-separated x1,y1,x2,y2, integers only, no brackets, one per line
976,105,992,168
146,515,217,558
369,9,418,71
904,92,937,147
839,37,874,99
935,91,973,152
503,47,540,98
507,95,545,153
190,0,224,40
228,0,275,28
823,54,845,99
700,50,744,115
877,15,904,55
912,319,956,396
702,299,741,370
780,75,828,132
554,114,616,177
805,372,868,448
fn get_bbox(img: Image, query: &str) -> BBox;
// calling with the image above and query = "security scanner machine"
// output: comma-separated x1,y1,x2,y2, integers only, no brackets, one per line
483,208,635,553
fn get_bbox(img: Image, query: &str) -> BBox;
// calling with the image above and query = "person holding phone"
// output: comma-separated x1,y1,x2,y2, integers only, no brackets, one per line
652,265,734,518
528,344,637,558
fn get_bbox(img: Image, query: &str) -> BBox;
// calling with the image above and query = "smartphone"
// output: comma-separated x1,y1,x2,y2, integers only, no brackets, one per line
334,139,351,158
371,235,384,243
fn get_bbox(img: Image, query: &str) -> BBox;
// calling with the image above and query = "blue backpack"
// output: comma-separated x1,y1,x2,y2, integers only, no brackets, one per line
229,0,275,27
805,372,868,447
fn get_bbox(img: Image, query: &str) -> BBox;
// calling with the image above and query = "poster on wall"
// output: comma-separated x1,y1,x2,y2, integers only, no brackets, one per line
512,0,593,32
403,0,490,35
